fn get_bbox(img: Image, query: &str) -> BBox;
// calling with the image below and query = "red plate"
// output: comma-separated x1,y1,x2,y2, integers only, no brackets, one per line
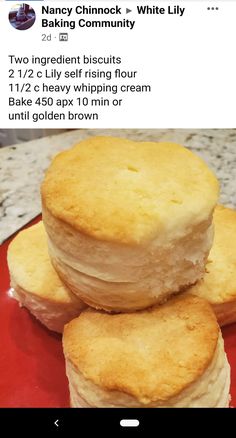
0,216,236,408
0,215,69,408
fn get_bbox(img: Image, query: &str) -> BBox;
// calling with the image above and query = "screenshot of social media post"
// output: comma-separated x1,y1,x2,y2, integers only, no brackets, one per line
0,0,236,430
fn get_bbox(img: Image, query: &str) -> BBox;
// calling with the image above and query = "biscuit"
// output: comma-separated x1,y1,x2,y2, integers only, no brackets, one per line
41,136,219,311
7,222,86,333
63,295,230,407
187,205,236,326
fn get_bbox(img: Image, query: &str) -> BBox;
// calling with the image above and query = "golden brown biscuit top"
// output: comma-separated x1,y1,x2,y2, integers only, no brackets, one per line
7,222,79,304
63,295,219,404
188,205,236,304
41,136,219,244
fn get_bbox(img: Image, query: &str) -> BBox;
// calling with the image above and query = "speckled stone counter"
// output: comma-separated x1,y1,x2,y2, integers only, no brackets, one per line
0,129,236,244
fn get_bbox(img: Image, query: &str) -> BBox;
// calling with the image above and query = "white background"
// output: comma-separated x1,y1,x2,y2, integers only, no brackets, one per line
0,1,236,128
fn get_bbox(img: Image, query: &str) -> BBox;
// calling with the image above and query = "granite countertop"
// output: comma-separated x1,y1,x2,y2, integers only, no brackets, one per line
0,129,236,244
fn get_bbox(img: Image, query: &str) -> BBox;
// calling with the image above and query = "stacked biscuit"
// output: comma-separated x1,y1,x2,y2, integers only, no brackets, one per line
7,221,86,333
8,136,234,407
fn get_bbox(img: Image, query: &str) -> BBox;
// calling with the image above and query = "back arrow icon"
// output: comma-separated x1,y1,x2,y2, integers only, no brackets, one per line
54,420,59,427
126,8,132,13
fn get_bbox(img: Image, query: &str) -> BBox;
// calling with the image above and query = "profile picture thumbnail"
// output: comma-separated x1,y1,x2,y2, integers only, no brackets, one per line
9,4,36,30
